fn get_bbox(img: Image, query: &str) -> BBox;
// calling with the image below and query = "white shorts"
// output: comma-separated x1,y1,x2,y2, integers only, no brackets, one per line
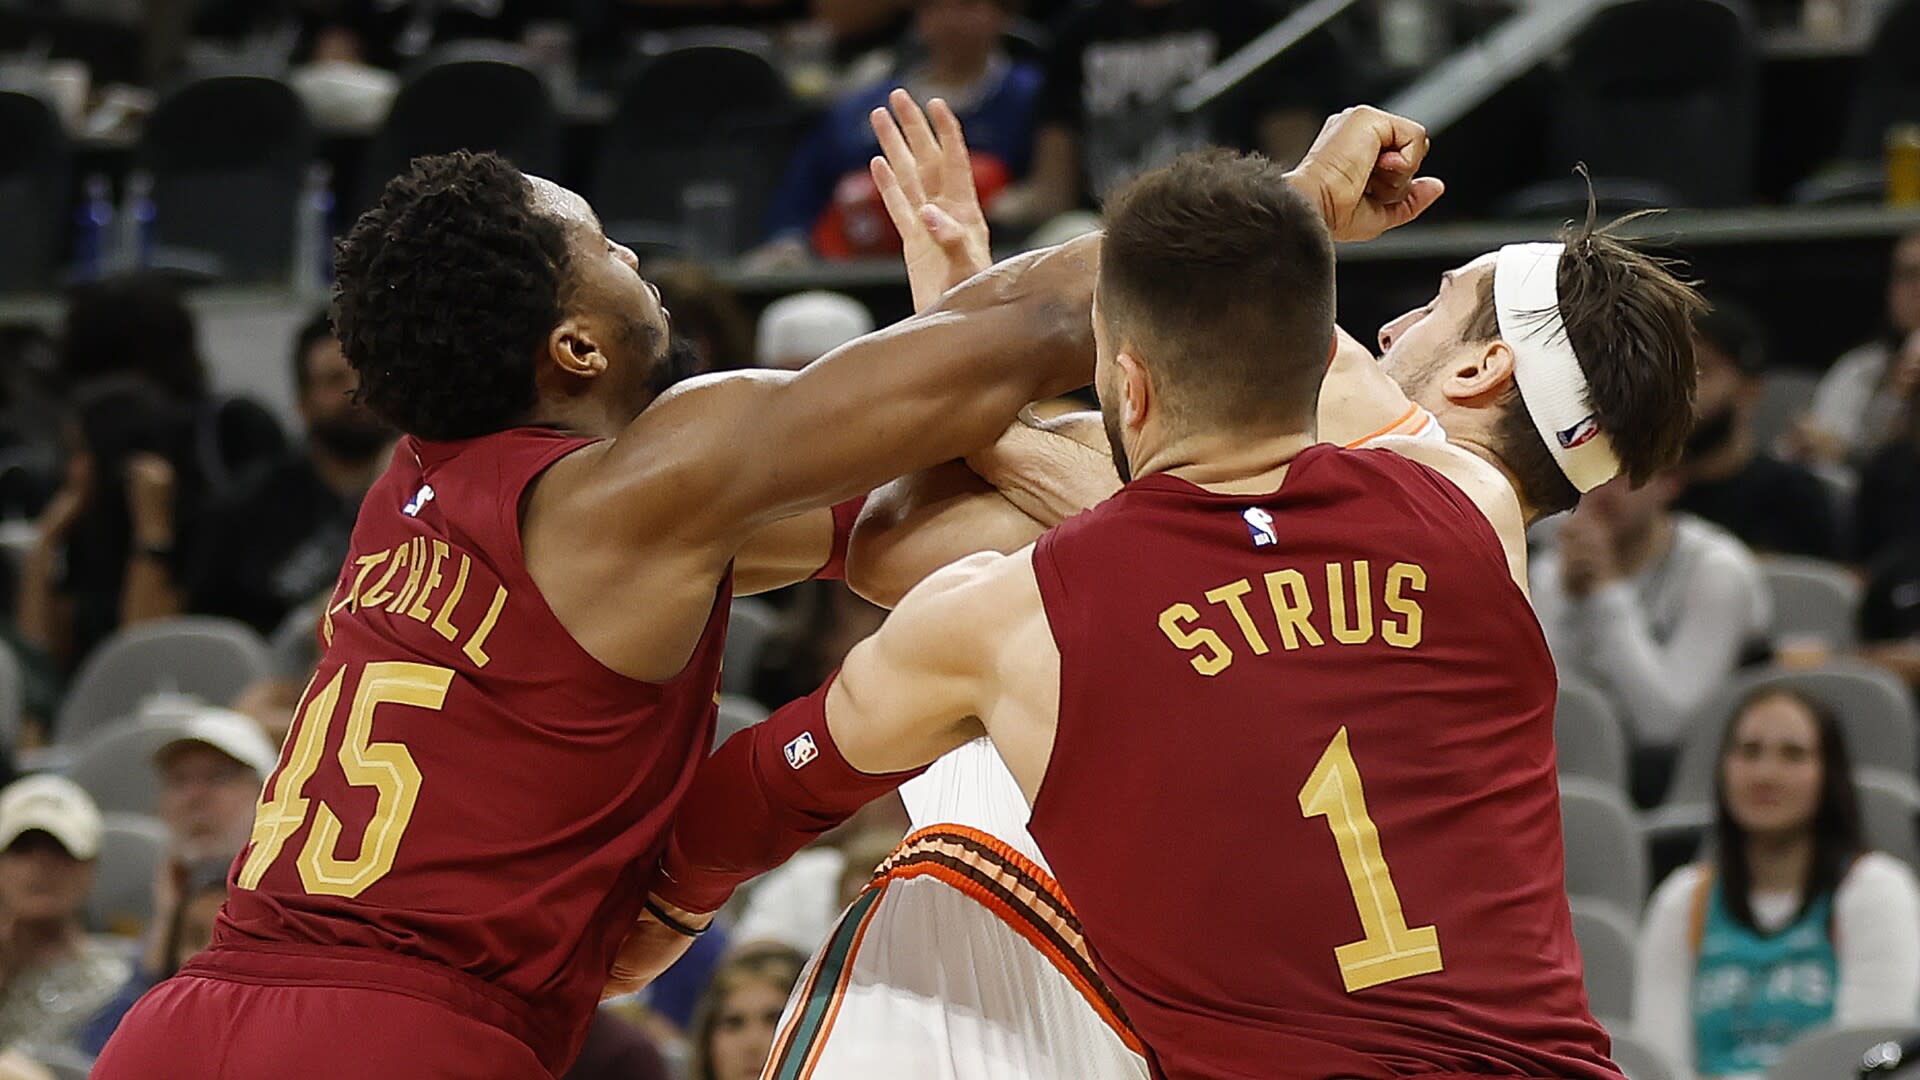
761,825,1151,1080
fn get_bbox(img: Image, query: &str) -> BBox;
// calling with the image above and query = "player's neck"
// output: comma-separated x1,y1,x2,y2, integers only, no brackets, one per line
528,396,629,441
1143,429,1320,495
1441,435,1544,524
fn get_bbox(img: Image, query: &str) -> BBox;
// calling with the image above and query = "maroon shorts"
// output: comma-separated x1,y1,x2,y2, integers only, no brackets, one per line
92,974,552,1080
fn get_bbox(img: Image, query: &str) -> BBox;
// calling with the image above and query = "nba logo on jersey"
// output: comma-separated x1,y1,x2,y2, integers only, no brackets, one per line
1243,507,1278,548
784,732,819,769
1556,415,1602,450
403,484,436,517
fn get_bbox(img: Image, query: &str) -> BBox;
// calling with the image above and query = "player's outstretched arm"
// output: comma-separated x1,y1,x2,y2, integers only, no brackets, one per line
650,551,1028,915
593,234,1098,559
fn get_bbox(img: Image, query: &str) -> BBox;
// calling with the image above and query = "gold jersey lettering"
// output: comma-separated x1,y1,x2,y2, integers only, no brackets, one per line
407,540,450,625
462,585,509,668
1263,569,1325,650
1205,578,1270,655
360,542,409,608
1157,602,1233,676
386,537,430,615
1326,561,1374,646
431,554,472,642
1382,563,1426,649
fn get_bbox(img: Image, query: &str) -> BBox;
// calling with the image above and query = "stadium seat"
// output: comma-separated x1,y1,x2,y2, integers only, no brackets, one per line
723,597,781,698
66,712,182,815
56,617,272,745
1856,769,1920,868
1501,0,1756,215
0,91,69,293
355,53,559,217
1569,898,1636,1022
589,43,797,255
1843,0,1920,163
715,694,770,752
86,812,167,937
0,635,23,754
1661,662,1917,808
1768,1025,1917,1080
1609,1029,1679,1080
1561,778,1648,918
136,75,314,282
1761,557,1862,650
1557,678,1630,790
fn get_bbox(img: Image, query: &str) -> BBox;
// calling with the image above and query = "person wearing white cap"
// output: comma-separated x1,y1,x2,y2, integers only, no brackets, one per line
755,292,876,372
154,708,277,867
0,775,129,1056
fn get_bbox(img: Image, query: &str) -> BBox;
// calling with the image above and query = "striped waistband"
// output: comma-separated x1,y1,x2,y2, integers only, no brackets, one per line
870,824,1146,1057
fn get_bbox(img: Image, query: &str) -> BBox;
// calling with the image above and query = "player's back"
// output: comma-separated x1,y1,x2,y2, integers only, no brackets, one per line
211,428,727,1074
1028,443,1618,1080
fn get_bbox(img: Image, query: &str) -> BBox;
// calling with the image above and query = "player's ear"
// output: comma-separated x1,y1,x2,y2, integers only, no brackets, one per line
1116,350,1151,430
546,317,608,381
1442,339,1515,406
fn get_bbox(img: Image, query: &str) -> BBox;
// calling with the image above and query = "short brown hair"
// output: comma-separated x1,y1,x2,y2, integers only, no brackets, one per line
1462,212,1703,515
1099,149,1335,432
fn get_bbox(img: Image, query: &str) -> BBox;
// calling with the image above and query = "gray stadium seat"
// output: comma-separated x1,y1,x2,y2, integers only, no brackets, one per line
1762,557,1862,650
86,812,167,937
723,598,780,697
66,713,180,815
1768,1024,1917,1080
56,616,272,746
714,694,770,752
1557,678,1630,790
1570,898,1637,1021
0,635,23,753
1856,769,1920,868
1608,1029,1679,1080
1561,778,1649,918
1662,662,1917,808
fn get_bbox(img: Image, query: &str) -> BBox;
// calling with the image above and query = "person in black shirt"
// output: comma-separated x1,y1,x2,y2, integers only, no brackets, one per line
185,314,393,636
991,0,1346,228
1675,301,1841,560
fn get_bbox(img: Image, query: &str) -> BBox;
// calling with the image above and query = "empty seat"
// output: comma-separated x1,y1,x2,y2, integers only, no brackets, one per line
356,55,559,216
1503,0,1757,215
136,76,315,282
1856,769,1920,868
86,812,167,936
1562,777,1649,918
1662,662,1917,808
1557,678,1630,790
1609,1029,1679,1080
1768,1024,1917,1080
1762,557,1862,650
589,44,797,255
0,92,69,293
57,616,273,745
1570,898,1637,1021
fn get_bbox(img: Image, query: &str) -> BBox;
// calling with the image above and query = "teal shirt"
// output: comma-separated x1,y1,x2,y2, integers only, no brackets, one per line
1692,880,1838,1076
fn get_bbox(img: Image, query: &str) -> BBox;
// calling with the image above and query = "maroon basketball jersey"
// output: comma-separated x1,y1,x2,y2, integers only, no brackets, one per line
1028,443,1620,1080
213,428,727,1074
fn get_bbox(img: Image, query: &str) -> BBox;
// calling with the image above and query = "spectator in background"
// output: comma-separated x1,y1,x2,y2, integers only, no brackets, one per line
77,857,230,1057
755,291,876,369
1856,407,1920,688
687,943,808,1080
991,0,1343,229
754,0,1042,263
307,0,543,71
0,776,127,1056
185,314,392,636
1852,387,1920,565
1634,689,1920,1080
1794,229,1920,470
1677,302,1840,559
647,261,757,377
562,1010,674,1080
1532,472,1771,805
151,707,275,889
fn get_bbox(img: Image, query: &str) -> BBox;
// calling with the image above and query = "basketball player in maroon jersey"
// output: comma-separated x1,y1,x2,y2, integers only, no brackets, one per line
88,124,1108,1073
636,153,1704,1078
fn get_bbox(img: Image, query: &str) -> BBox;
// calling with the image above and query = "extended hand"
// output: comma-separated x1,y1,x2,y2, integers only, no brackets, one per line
602,897,712,1000
1286,105,1444,243
870,89,993,311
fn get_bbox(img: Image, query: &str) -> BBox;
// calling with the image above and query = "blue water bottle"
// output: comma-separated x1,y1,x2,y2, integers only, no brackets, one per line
73,173,113,281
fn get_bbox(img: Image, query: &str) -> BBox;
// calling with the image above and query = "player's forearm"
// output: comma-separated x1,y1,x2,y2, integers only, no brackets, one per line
846,464,1044,609
654,681,924,914
965,411,1119,526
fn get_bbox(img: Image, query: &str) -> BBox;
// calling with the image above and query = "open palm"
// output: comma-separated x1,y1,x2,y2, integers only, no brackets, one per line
869,89,994,310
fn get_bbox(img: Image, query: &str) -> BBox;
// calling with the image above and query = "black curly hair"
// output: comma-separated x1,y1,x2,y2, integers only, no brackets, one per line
332,151,572,441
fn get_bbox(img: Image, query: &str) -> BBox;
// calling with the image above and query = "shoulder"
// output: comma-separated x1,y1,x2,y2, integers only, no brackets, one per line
1673,515,1763,583
1829,341,1892,379
1840,851,1920,906
885,548,1044,660
1647,863,1712,926
1353,440,1528,580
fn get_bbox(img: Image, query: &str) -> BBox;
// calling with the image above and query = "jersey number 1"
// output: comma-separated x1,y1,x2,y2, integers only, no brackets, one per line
1298,726,1444,992
236,661,449,898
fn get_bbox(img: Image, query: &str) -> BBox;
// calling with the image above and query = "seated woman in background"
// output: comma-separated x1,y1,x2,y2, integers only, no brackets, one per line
689,943,807,1080
1634,688,1920,1080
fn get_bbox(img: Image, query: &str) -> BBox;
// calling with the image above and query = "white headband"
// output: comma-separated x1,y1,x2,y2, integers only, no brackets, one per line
1495,242,1622,494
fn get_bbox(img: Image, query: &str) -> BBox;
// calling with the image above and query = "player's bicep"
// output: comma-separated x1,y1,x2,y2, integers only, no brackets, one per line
826,554,1004,774
733,508,836,596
